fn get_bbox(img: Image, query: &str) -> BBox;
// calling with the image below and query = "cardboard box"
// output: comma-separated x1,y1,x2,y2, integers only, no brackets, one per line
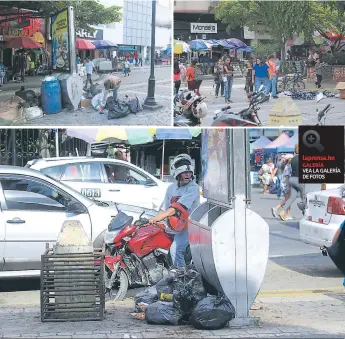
80,99,92,108
268,115,302,126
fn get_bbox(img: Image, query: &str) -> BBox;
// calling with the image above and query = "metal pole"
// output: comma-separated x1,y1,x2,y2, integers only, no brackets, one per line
55,129,59,157
68,6,76,74
161,140,165,181
143,0,162,110
11,129,16,166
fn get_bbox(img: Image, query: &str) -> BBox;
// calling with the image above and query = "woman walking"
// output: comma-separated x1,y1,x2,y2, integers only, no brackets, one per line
186,59,201,95
174,60,181,95
279,144,305,221
214,59,224,98
223,57,234,103
244,60,254,101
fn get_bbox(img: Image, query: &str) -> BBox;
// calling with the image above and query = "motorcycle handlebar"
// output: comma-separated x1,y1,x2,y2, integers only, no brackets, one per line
318,104,331,119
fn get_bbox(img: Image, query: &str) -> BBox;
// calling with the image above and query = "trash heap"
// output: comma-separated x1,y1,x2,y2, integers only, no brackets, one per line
131,265,236,330
278,90,339,100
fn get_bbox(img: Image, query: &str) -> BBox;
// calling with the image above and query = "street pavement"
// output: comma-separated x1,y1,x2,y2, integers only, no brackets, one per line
0,65,172,127
200,77,345,126
0,188,344,338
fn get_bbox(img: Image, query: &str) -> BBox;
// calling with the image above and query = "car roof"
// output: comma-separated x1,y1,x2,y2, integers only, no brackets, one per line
0,165,94,206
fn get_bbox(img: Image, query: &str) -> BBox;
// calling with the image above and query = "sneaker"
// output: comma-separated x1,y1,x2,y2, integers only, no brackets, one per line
228,100,233,103
279,211,287,221
286,215,294,220
271,207,278,218
215,95,218,98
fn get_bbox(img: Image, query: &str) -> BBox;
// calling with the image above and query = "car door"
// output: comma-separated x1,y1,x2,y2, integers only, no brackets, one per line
101,162,162,209
0,174,92,272
59,162,105,200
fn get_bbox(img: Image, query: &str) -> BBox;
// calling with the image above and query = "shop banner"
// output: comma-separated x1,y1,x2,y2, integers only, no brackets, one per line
51,9,70,71
202,129,232,205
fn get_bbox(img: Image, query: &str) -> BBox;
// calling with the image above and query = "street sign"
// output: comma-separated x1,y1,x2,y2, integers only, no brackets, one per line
190,23,217,34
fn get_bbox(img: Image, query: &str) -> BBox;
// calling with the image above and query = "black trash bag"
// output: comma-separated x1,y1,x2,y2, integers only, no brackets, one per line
90,83,102,97
323,226,345,275
172,266,207,317
156,276,174,295
145,301,183,326
134,286,158,312
106,97,132,119
190,295,235,330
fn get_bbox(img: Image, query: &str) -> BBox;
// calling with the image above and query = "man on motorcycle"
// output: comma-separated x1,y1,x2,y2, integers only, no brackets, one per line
149,154,200,267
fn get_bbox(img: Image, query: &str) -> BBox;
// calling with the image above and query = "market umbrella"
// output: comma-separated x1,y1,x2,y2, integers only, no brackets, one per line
76,38,96,50
226,38,247,49
174,40,190,54
91,40,117,49
3,37,42,49
189,39,211,51
238,46,254,53
155,128,201,140
66,127,156,145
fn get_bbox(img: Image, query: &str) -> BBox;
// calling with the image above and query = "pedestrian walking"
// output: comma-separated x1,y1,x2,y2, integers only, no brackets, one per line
123,59,130,77
223,57,234,103
244,60,254,101
134,52,139,66
149,154,200,267
214,59,224,98
0,61,5,88
279,144,305,221
186,59,201,96
252,57,269,92
315,58,324,88
267,55,279,98
271,155,293,220
139,52,143,66
174,60,181,95
83,57,95,91
259,160,273,194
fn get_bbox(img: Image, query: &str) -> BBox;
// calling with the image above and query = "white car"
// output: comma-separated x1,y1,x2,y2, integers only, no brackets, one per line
0,165,155,279
300,184,345,247
27,157,170,210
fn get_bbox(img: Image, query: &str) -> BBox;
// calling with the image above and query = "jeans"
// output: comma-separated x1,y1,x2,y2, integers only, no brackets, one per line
276,176,282,198
215,81,224,96
170,228,189,267
84,73,93,89
267,75,278,96
282,177,305,212
316,74,322,88
255,77,268,92
113,87,119,100
225,77,233,101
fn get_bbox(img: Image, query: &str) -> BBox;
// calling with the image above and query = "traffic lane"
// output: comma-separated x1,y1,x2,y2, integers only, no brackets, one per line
199,79,344,126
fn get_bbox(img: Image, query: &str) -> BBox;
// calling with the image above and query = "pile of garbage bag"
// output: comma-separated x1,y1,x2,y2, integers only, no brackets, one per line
131,265,235,330
279,90,337,100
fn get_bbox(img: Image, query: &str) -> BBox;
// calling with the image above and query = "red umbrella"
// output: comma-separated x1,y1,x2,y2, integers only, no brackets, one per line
3,37,42,49
76,38,96,50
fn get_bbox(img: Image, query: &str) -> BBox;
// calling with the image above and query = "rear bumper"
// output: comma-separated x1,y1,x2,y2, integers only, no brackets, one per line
299,218,340,247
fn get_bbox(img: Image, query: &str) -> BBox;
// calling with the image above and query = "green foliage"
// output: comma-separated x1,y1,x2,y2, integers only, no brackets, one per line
251,41,280,59
321,52,345,65
0,1,122,31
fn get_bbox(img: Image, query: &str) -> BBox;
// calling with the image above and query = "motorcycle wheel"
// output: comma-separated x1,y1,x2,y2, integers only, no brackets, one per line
107,269,129,301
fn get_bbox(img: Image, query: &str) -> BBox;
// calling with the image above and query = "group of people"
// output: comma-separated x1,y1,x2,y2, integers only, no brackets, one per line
259,144,304,221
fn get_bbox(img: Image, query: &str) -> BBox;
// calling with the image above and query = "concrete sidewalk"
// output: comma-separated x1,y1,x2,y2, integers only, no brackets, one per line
0,291,344,338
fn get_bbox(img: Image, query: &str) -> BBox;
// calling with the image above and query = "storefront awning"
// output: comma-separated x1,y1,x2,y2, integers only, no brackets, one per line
118,45,136,51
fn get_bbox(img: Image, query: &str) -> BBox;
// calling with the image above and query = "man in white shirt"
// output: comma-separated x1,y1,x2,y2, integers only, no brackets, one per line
83,57,95,90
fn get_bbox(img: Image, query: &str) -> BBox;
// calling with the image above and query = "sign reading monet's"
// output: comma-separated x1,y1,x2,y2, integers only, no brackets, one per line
51,9,70,71
190,23,217,34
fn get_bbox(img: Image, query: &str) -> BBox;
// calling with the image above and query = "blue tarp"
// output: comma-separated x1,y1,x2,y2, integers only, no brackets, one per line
277,134,298,153
155,128,200,140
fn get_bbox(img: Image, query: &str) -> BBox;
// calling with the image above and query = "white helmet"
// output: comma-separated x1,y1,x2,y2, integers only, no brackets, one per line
193,102,208,118
171,154,194,180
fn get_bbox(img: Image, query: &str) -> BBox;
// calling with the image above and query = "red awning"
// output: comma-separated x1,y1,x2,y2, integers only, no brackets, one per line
76,38,96,50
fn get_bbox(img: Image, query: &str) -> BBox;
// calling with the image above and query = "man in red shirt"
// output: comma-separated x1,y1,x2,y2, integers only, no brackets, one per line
134,52,139,66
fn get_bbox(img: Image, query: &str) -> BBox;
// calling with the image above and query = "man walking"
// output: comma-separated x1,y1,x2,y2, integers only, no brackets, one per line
83,57,95,91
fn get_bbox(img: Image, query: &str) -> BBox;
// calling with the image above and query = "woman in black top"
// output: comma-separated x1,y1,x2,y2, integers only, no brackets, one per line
214,59,224,98
245,61,254,101
279,144,305,221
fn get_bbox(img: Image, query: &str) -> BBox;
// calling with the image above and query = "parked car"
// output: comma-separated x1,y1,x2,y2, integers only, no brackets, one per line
300,185,345,247
0,165,154,279
26,157,170,210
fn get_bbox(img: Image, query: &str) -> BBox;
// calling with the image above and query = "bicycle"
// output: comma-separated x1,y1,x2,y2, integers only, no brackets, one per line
277,73,305,92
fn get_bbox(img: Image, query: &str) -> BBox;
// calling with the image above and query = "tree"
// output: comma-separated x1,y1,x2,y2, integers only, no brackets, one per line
0,1,122,31
215,0,311,58
308,1,345,53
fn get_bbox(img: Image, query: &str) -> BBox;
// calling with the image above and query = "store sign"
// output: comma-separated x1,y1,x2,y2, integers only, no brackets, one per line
76,29,103,40
190,23,217,34
51,9,70,71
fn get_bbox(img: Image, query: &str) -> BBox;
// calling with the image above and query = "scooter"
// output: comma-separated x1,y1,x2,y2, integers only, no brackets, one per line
174,89,207,126
211,85,269,127
103,211,191,301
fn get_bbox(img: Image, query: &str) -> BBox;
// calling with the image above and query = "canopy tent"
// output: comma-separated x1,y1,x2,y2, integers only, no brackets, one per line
161,44,171,54
155,128,201,140
173,40,190,54
250,136,272,153
226,38,247,49
76,38,96,50
91,40,117,49
211,39,236,49
189,39,212,51
277,134,298,153
264,133,290,153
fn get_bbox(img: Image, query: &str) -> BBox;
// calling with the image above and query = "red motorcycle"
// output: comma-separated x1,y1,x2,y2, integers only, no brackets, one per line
103,211,191,300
